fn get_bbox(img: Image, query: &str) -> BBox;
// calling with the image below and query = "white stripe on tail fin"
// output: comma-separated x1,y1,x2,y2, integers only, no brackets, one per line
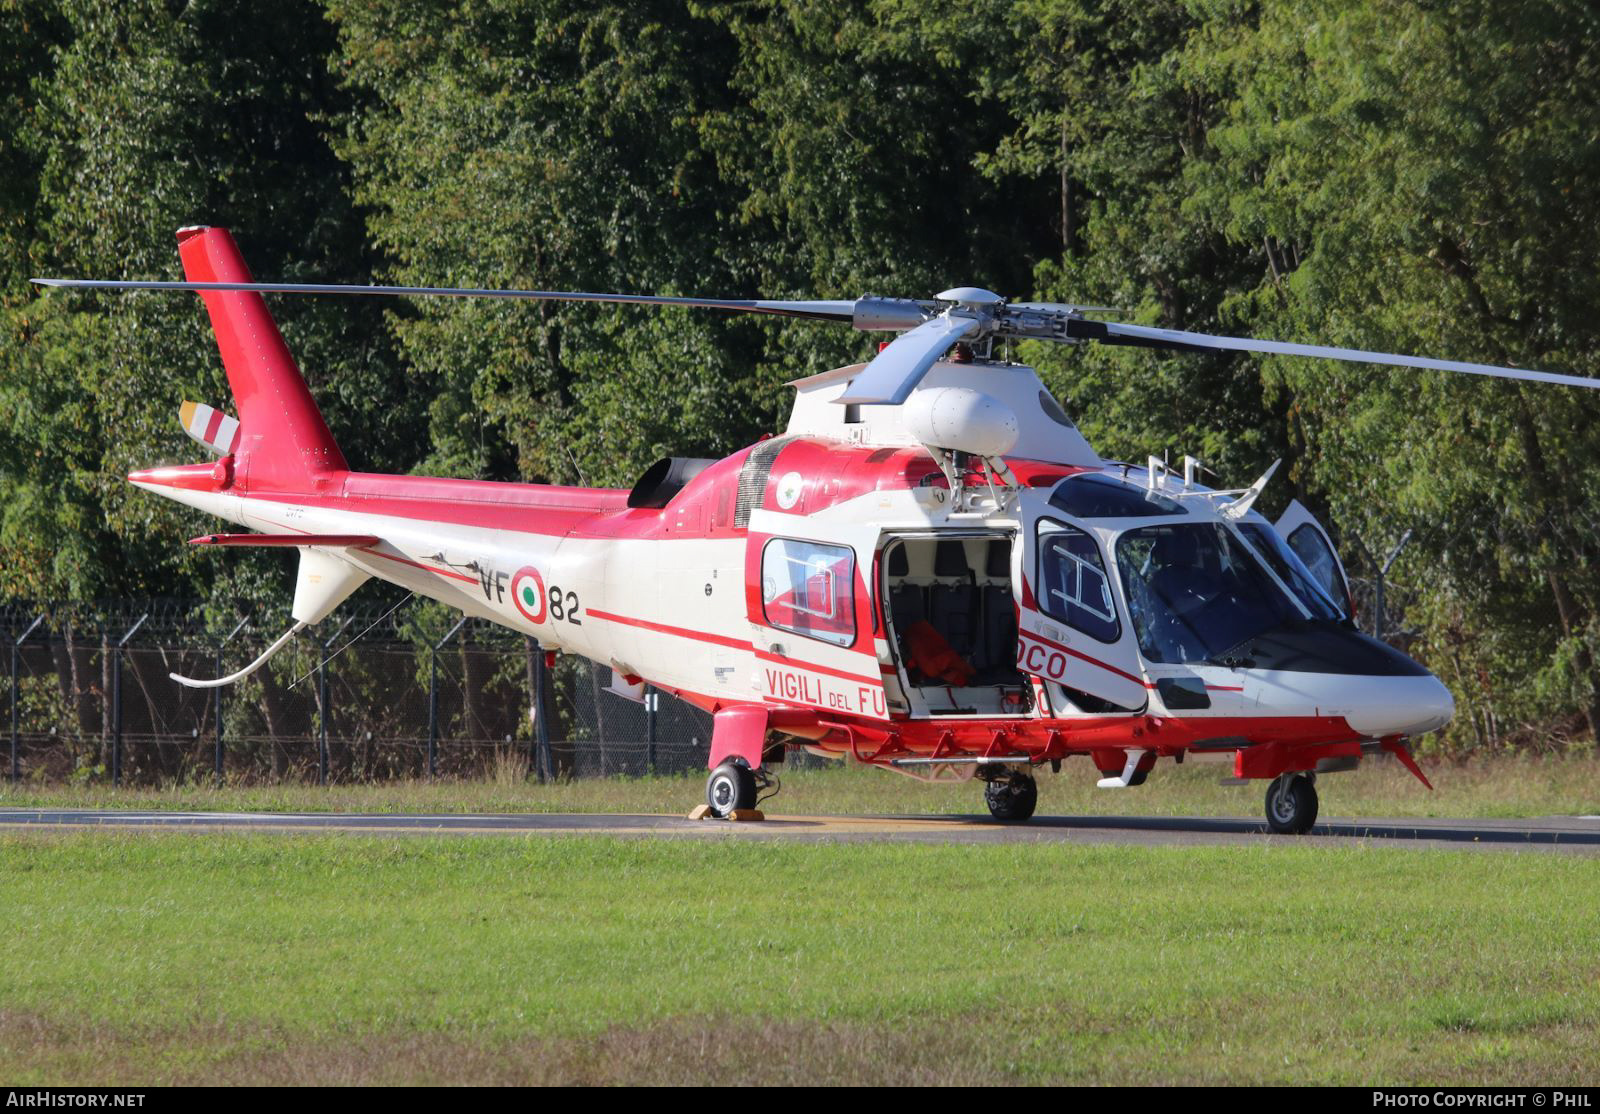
177,400,241,456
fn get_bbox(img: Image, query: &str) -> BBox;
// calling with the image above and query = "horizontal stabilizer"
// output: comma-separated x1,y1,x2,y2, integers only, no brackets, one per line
189,533,380,548
178,400,240,456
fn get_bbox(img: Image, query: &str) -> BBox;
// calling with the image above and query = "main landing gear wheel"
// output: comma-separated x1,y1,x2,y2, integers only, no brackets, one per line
1264,773,1319,835
706,762,757,818
984,771,1038,822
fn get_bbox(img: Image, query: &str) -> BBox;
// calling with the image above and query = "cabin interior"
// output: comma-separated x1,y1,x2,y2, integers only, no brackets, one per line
882,535,1029,716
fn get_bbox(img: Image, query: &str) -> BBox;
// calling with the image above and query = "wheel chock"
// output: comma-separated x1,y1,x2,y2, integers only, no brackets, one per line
686,805,766,822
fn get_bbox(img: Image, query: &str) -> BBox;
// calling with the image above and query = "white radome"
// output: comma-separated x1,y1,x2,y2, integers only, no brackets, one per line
903,386,1020,458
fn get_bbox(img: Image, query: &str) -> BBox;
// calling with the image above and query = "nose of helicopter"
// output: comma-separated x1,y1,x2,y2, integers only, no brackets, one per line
1342,672,1456,738
1209,623,1457,739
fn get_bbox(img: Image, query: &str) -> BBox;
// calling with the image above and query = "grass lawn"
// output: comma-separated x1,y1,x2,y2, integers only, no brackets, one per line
2,750,1598,819
1,832,1597,1085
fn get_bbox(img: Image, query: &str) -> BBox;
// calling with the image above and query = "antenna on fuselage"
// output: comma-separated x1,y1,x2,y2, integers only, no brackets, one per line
169,621,307,688
1219,459,1282,521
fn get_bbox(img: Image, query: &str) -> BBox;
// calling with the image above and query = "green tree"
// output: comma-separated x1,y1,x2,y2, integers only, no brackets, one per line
327,0,773,487
1181,0,1600,745
2,0,413,617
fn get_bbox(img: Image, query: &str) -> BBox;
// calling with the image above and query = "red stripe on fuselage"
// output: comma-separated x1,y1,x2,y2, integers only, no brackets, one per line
130,468,639,540
1017,626,1150,688
586,608,752,652
131,447,1091,543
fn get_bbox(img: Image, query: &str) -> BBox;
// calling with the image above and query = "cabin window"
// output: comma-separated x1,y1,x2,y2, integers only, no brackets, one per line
761,538,856,647
1116,523,1302,664
1036,520,1120,643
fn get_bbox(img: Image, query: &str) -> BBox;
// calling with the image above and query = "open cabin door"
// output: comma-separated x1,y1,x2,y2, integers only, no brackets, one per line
1273,500,1352,616
877,532,1031,718
1018,505,1149,712
745,513,889,721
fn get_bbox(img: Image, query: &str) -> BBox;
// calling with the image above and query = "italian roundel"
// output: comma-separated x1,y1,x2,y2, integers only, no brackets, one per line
510,566,547,624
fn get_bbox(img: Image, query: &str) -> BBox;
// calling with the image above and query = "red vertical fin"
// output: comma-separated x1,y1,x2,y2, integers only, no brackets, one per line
175,226,346,488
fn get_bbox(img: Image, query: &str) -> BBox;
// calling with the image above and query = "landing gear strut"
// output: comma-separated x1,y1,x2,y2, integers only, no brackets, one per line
1264,772,1318,834
983,769,1038,822
706,762,757,818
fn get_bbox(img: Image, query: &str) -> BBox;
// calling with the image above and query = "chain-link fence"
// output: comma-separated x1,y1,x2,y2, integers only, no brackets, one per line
1,599,720,785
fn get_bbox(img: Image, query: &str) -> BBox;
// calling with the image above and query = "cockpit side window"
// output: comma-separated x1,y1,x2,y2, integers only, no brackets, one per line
1035,520,1120,643
1286,523,1351,610
761,538,856,647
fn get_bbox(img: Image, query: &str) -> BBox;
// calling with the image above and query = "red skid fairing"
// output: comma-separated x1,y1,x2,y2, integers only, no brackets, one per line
751,708,1363,776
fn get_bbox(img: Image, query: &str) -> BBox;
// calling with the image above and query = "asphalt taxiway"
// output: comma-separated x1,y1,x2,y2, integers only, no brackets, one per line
1,808,1598,852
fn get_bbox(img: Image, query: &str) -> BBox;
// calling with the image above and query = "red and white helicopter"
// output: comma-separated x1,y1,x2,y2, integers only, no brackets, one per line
36,227,1600,831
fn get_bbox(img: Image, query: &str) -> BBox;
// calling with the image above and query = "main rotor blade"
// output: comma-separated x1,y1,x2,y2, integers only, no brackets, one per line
835,314,984,406
1008,301,1125,315
1073,318,1600,390
31,278,861,323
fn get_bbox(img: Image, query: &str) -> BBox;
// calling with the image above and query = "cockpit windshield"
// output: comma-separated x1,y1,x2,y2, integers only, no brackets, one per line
1234,522,1346,621
1115,523,1308,663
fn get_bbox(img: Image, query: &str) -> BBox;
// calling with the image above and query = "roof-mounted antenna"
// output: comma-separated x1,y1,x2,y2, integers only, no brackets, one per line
1146,455,1172,492
1220,459,1281,521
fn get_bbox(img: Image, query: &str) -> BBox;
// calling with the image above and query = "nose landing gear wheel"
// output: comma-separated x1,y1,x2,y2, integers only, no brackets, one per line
1264,773,1318,834
706,762,757,818
984,771,1038,822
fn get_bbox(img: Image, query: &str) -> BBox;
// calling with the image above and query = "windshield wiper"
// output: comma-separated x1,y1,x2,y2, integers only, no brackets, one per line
1206,633,1263,668
1207,617,1332,668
